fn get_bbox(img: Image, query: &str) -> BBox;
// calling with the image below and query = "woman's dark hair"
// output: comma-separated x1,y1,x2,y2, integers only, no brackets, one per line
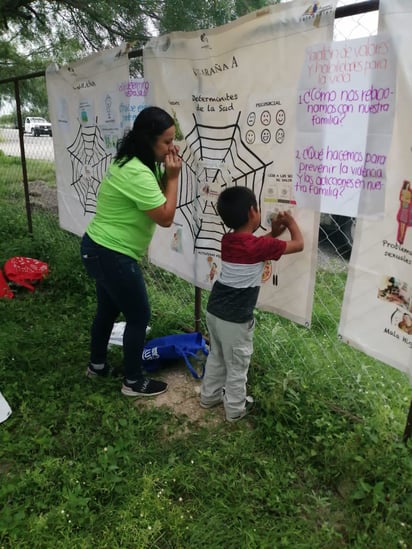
217,186,257,230
115,106,174,173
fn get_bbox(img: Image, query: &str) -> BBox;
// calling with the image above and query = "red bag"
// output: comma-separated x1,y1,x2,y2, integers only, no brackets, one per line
4,257,49,292
0,269,13,299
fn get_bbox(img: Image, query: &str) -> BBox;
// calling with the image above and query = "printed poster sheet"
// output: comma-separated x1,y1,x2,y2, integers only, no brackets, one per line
46,47,149,236
339,0,412,381
294,34,396,217
144,0,337,326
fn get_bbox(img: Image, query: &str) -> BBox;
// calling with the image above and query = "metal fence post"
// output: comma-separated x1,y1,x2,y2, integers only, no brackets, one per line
14,78,33,235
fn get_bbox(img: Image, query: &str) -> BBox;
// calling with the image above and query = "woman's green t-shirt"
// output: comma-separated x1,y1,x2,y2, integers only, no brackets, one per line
86,158,166,260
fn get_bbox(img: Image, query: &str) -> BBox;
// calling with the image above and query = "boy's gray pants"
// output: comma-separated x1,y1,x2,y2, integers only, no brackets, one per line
201,311,254,419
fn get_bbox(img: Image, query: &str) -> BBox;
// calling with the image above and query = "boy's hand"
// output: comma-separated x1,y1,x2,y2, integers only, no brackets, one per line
270,212,288,237
278,210,304,254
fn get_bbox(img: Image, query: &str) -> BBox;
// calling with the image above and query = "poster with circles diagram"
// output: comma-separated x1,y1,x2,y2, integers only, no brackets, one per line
144,0,336,325
173,105,294,279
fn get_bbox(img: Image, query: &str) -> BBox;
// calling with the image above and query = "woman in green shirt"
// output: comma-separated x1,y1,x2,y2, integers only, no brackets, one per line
81,107,182,396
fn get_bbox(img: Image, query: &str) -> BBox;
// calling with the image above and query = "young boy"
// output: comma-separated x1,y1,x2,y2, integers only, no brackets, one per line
200,186,304,422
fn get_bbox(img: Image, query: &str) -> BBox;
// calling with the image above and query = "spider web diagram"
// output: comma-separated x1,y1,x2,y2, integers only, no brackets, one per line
178,112,272,253
67,125,112,214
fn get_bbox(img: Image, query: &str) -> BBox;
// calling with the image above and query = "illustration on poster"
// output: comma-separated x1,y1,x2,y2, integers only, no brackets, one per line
389,308,412,349
398,313,412,336
378,276,410,309
206,256,218,283
176,112,277,254
396,180,412,245
171,227,183,253
67,125,112,213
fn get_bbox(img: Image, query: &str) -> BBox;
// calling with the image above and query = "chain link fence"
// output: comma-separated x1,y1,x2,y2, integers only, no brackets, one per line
1,1,411,437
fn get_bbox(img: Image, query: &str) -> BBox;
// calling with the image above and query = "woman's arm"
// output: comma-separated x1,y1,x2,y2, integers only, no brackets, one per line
146,148,182,227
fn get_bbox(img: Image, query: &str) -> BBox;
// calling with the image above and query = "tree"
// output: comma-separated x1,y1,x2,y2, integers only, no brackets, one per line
157,0,278,35
0,0,158,114
0,1,158,80
1,0,280,64
1,1,158,51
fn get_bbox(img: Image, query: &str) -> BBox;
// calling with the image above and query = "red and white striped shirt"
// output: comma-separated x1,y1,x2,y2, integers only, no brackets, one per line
207,232,286,323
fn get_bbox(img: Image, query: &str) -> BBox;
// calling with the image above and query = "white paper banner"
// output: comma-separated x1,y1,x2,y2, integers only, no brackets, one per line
339,0,412,381
294,34,396,217
46,47,137,236
144,1,337,326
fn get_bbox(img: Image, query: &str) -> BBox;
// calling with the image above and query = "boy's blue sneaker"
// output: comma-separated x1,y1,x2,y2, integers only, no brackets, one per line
226,396,254,423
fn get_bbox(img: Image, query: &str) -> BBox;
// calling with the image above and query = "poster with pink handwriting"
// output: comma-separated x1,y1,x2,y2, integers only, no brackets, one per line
339,0,412,382
293,35,396,217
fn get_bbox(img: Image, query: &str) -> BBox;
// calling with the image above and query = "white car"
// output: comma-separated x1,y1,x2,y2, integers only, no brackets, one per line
24,116,52,137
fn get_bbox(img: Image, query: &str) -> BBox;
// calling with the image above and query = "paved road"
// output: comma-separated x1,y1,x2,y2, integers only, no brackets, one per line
0,128,54,161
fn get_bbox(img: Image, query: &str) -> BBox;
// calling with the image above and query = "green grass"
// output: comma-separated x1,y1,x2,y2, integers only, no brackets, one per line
0,167,411,548
0,152,56,188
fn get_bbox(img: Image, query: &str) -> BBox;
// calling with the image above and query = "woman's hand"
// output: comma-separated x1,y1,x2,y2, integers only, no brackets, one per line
148,145,181,228
165,145,182,180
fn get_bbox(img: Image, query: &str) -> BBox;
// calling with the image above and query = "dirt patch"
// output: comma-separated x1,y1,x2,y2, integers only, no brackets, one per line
134,363,225,427
29,180,58,215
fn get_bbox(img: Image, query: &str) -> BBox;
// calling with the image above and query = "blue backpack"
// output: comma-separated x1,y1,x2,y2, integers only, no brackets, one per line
142,332,209,379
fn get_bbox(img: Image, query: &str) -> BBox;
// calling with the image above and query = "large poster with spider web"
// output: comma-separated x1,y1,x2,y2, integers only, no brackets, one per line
46,45,148,236
144,0,337,327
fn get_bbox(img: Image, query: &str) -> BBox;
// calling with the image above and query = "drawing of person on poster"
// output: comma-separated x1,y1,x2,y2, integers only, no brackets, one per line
398,312,412,335
378,276,409,307
396,180,412,244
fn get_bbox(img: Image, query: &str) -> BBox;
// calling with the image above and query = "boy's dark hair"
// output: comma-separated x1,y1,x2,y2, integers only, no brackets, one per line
115,106,174,173
217,186,257,229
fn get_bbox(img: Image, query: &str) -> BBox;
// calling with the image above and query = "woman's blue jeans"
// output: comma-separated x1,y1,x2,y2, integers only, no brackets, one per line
80,232,150,381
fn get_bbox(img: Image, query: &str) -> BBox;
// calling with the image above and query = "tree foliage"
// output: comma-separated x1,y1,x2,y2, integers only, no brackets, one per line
1,0,167,96
1,0,280,61
1,1,156,49
157,0,276,34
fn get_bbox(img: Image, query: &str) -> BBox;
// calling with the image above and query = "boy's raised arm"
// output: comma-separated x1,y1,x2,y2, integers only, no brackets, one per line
265,211,304,254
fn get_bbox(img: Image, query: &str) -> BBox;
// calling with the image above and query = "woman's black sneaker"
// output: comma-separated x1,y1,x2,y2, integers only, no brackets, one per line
121,377,168,397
